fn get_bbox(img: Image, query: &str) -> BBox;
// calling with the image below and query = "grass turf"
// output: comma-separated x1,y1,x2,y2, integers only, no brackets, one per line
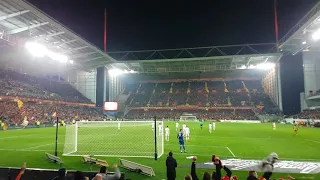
0,122,320,179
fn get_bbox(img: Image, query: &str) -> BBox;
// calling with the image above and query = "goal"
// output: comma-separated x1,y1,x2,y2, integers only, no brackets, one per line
180,115,197,121
63,121,164,158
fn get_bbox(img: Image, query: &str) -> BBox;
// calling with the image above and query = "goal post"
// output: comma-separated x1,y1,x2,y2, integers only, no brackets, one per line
63,121,164,158
179,116,198,121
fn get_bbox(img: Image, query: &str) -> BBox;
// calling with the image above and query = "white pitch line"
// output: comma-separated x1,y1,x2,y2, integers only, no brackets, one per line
22,143,54,150
0,134,34,140
226,146,236,157
0,149,49,152
306,139,320,144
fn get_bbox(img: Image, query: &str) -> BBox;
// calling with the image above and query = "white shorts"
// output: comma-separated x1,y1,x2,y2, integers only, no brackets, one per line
166,133,170,136
185,133,190,137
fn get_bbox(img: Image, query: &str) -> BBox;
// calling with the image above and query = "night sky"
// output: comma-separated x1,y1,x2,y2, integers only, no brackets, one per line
27,0,318,115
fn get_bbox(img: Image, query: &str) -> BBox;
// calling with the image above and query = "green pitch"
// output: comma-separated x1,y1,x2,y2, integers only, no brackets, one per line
1,122,320,179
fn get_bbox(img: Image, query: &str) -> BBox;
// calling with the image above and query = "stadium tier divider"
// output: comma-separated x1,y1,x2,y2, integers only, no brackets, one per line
45,152,63,164
0,167,125,180
119,158,155,176
82,155,109,167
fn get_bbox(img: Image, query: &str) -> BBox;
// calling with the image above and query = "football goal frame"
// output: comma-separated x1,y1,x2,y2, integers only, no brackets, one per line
62,120,164,159
179,115,198,121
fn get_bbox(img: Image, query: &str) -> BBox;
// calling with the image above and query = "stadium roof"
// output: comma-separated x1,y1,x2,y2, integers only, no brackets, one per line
105,43,282,73
279,1,320,55
0,0,115,70
0,0,282,74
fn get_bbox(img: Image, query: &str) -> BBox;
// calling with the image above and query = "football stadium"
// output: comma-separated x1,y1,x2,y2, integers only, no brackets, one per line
1,0,320,180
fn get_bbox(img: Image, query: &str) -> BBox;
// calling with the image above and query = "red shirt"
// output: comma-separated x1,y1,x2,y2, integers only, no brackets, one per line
221,175,230,180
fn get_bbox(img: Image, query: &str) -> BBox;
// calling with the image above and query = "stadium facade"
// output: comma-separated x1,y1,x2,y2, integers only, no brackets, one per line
279,1,320,112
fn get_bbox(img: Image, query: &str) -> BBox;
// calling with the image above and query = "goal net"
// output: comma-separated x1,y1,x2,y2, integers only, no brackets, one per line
63,121,164,158
180,116,197,121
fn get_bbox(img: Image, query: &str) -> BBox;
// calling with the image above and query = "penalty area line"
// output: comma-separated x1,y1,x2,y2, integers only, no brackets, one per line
226,147,236,157
21,143,54,150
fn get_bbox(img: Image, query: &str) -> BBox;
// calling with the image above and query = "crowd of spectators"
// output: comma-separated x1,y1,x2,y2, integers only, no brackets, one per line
292,109,320,119
166,152,295,180
0,101,104,126
0,70,92,103
125,80,278,108
13,163,122,180
124,80,281,119
125,109,257,120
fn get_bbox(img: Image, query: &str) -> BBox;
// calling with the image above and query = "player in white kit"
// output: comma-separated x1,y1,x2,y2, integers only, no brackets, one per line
209,123,212,133
118,122,121,130
213,122,216,131
182,123,187,134
165,126,170,141
159,123,163,135
175,122,179,131
185,126,190,141
152,122,155,131
272,122,276,130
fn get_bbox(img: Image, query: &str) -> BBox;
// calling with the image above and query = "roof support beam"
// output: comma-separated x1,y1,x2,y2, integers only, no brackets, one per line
70,52,97,58
55,39,76,46
70,46,88,51
6,22,49,35
33,31,64,40
0,10,29,21
246,57,252,66
82,56,104,63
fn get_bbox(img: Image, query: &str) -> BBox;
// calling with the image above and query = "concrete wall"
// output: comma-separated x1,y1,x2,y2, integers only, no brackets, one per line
63,69,97,103
303,51,320,96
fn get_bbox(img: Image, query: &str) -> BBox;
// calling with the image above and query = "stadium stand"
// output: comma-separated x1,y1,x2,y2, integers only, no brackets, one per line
0,70,92,103
0,70,104,127
292,109,320,119
0,101,104,126
123,80,281,120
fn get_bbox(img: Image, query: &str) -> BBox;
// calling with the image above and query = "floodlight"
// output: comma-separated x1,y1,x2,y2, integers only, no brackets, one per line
248,65,257,69
130,70,135,73
25,42,48,57
302,41,307,45
312,29,320,41
108,69,123,76
238,65,246,69
69,60,74,64
256,63,275,70
47,51,68,63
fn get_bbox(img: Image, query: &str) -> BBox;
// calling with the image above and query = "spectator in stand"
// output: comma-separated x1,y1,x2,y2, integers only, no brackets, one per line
190,156,199,180
246,171,272,180
93,174,103,180
92,165,121,180
52,168,67,180
212,155,238,180
74,171,89,180
166,151,177,180
203,172,211,180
